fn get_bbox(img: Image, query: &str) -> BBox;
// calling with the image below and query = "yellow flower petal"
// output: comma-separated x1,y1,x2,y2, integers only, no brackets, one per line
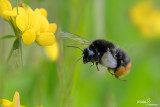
22,29,36,45
0,0,12,20
3,7,25,17
45,42,58,61
13,7,25,15
16,14,25,31
16,9,40,32
3,10,16,17
35,8,47,18
48,23,57,33
0,99,12,106
40,8,47,18
34,9,49,33
39,15,49,33
36,32,56,46
12,91,20,107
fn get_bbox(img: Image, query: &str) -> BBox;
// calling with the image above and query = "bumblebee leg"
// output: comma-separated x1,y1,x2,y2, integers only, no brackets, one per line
115,75,127,82
96,62,99,71
90,62,94,68
108,68,115,76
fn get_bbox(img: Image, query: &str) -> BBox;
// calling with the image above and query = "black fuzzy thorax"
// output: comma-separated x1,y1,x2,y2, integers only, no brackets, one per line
83,39,130,70
83,39,117,63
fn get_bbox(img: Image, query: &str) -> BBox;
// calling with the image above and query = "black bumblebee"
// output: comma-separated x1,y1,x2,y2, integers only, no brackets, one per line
61,32,131,81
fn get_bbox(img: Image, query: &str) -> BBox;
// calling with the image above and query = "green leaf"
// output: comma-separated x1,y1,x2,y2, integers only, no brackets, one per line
6,48,13,64
6,39,19,63
0,35,15,40
12,39,19,50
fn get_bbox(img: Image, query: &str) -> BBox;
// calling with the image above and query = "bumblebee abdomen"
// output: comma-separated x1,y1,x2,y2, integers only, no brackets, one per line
115,62,131,77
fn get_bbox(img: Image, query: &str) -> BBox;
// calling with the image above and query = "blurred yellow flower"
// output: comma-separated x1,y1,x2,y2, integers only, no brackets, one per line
36,105,43,107
45,42,58,61
0,91,25,107
0,0,12,20
130,1,160,37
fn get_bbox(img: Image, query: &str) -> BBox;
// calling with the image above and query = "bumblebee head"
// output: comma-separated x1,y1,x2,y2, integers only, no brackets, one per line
114,48,131,77
83,48,90,64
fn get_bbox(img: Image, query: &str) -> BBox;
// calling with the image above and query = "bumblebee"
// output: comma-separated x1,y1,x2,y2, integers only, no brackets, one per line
61,32,131,81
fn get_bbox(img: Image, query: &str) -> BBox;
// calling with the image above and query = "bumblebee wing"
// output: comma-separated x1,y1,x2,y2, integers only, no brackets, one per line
60,31,91,48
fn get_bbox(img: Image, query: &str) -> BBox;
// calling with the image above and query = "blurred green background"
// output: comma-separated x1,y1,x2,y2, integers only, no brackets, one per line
0,0,160,107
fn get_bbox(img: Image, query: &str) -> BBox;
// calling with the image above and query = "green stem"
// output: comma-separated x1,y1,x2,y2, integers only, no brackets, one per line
7,18,23,67
6,19,16,64
16,0,19,14
6,48,13,64
16,0,23,67
9,18,17,36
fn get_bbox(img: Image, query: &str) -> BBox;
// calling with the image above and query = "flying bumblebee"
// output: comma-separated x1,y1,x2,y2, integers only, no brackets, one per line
60,32,131,81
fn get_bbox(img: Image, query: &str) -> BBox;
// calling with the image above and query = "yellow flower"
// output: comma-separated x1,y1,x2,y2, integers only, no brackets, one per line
0,0,12,20
35,13,56,46
0,0,57,46
130,1,160,37
16,9,40,45
0,91,25,107
16,7,57,46
16,9,40,33
45,42,58,61
0,0,25,20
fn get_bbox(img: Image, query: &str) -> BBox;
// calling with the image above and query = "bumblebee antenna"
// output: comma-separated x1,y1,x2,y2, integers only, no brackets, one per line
75,55,84,63
67,46,83,52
